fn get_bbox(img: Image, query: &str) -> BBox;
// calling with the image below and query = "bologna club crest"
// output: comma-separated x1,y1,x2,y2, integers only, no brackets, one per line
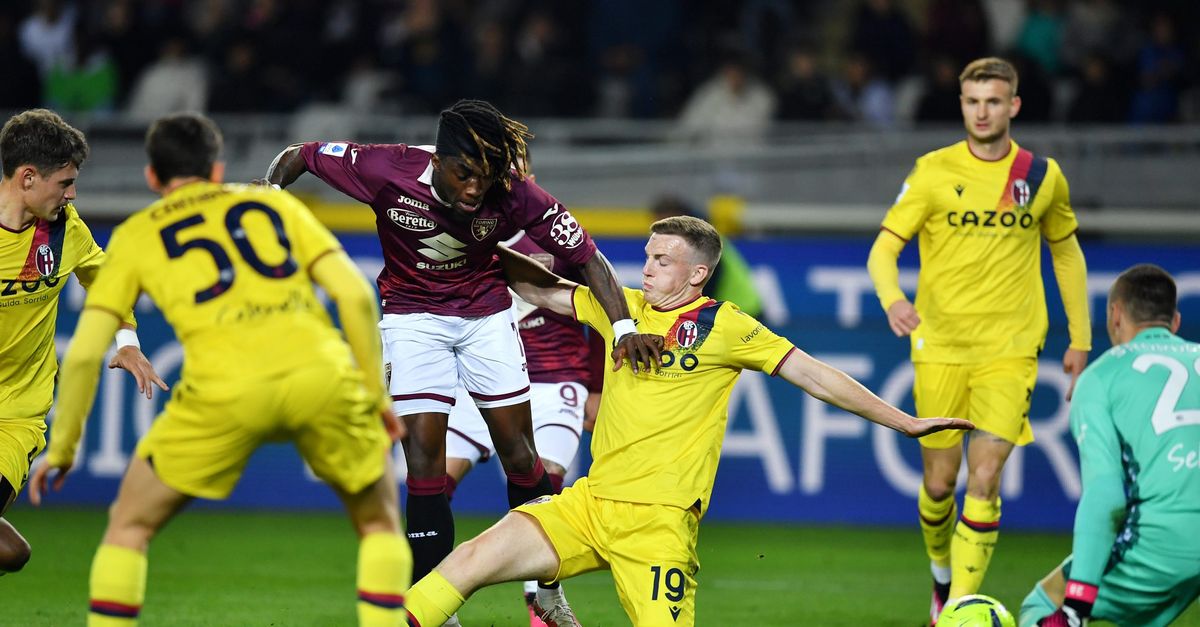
471,217,498,241
676,320,699,348
35,244,55,277
1011,179,1031,208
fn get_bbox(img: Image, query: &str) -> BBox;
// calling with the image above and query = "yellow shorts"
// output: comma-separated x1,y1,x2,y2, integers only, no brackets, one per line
135,362,389,500
914,358,1038,448
0,417,45,513
515,477,701,626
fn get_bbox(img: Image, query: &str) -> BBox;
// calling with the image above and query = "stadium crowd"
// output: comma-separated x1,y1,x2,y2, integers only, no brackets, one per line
1,0,1198,128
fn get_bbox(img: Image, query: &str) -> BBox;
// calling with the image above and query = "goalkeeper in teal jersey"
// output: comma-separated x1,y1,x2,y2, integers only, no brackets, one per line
1021,264,1200,627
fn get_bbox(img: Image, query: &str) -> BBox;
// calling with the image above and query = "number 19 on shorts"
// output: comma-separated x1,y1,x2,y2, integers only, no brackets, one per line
649,565,686,602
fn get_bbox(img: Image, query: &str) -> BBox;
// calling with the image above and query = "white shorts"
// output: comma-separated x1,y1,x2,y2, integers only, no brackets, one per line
447,381,587,470
380,310,531,416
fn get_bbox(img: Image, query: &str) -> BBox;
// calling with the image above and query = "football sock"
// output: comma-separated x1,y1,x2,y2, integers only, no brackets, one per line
950,494,1001,599
1018,582,1057,627
405,570,466,627
506,457,551,509
88,544,146,627
406,476,454,582
918,484,956,575
357,532,412,627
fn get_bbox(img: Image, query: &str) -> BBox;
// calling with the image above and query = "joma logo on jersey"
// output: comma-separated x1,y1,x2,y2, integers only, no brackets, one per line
1,275,61,296
947,210,1034,229
387,207,436,232
396,195,430,211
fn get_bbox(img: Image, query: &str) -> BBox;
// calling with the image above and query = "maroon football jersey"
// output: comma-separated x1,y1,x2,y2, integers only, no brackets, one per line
300,141,597,317
508,234,591,383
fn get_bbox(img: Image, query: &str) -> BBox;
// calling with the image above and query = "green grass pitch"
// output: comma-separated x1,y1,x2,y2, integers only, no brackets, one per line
6,507,1198,625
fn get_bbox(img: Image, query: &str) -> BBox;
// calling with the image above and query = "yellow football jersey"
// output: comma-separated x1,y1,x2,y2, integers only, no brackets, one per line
881,140,1078,363
85,182,354,384
574,286,794,514
0,205,132,420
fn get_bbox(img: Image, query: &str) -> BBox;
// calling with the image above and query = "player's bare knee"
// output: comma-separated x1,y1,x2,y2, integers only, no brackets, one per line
0,535,31,572
497,446,536,474
966,467,1003,500
923,477,955,501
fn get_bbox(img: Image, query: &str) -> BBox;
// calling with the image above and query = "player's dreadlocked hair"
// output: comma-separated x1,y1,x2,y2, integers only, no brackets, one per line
435,99,532,192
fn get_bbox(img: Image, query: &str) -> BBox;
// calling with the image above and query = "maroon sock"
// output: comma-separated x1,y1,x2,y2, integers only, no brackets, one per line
506,458,551,508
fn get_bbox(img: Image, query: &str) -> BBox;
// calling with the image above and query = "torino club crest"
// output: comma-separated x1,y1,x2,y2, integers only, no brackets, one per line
35,244,55,277
471,217,498,241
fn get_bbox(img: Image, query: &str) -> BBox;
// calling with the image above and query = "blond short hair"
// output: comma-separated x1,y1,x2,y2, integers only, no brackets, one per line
650,215,723,270
959,57,1019,97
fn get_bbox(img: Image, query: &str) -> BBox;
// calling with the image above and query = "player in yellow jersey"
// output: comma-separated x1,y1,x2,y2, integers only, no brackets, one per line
401,215,973,627
0,109,164,575
866,57,1091,625
28,113,411,627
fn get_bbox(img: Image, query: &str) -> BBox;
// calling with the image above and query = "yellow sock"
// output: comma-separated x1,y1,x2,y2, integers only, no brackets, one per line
88,544,147,627
917,485,956,571
950,494,1001,599
405,570,465,627
357,532,413,627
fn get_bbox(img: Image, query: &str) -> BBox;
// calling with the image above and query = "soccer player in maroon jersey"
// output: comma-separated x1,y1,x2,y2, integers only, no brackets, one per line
262,100,661,610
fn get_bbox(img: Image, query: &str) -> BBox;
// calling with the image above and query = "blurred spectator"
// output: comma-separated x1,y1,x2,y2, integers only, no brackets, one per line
207,38,269,113
1006,53,1053,121
126,35,207,119
1130,12,1185,124
378,0,465,113
776,46,835,121
916,57,964,123
508,9,587,117
678,50,777,144
95,0,155,107
981,0,1027,53
831,53,896,128
1068,54,1128,123
18,0,76,78
589,0,680,118
1059,0,1126,73
340,52,397,114
1014,0,1066,76
924,0,990,67
0,9,42,110
850,0,916,83
650,196,763,319
45,21,118,114
464,21,510,110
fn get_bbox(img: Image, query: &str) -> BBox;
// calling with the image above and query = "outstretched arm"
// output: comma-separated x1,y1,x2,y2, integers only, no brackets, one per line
262,143,309,189
776,348,973,437
581,250,662,373
497,245,578,316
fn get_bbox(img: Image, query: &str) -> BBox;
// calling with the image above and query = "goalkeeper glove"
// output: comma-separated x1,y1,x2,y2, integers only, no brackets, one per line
1038,580,1096,627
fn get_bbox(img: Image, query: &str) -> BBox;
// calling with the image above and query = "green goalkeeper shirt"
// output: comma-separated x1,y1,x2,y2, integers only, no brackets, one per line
1068,327,1200,585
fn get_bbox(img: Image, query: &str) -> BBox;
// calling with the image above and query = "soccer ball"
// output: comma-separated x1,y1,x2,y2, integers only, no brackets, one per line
937,594,1016,627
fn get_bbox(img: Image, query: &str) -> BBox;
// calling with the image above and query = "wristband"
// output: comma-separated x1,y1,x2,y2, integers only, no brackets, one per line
612,318,637,342
1064,580,1097,615
271,183,282,190
115,328,140,350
